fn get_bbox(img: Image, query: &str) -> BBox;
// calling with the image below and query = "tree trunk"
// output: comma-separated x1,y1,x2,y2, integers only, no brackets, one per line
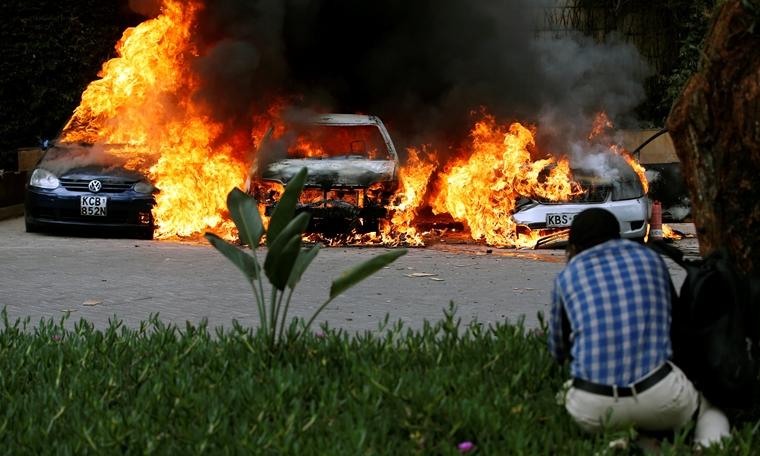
667,0,760,274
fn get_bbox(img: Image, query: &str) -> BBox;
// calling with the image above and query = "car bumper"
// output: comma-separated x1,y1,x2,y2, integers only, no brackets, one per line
512,197,649,239
25,187,154,231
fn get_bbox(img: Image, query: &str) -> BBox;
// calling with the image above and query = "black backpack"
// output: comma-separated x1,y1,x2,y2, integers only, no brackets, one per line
650,241,760,410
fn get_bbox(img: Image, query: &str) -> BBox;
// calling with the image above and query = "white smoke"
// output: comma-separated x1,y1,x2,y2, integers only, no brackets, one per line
645,168,661,184
570,153,619,181
39,143,150,177
666,204,691,221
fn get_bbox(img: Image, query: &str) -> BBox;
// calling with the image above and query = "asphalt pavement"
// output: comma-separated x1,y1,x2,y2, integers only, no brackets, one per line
0,216,691,333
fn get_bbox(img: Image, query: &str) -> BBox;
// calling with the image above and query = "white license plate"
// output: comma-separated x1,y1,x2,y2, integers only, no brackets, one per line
80,196,107,216
546,213,575,228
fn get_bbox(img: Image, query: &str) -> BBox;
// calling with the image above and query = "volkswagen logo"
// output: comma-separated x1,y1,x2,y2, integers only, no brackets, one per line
88,180,102,193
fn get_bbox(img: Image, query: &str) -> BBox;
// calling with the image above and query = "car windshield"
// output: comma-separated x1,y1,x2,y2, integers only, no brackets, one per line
535,181,611,204
36,143,146,178
286,125,390,160
533,156,644,204
570,181,611,203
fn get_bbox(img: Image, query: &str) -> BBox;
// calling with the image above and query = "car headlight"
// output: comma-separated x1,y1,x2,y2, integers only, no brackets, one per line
29,168,59,189
133,181,155,194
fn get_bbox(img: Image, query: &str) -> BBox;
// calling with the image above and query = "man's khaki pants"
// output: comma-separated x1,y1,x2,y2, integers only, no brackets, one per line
564,362,697,432
562,362,730,446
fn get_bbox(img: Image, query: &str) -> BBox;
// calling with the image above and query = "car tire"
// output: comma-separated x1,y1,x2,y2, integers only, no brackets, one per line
136,228,154,240
25,220,39,233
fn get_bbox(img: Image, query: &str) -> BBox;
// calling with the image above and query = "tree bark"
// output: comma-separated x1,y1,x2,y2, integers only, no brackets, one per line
667,0,760,274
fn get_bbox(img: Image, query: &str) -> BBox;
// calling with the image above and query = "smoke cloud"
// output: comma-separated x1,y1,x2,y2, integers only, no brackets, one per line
40,144,145,177
534,34,650,157
134,0,650,160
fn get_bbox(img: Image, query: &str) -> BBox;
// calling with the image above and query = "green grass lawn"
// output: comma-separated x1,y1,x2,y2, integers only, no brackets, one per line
1,308,757,454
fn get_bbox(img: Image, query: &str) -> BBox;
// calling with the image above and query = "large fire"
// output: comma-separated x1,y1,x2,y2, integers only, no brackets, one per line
59,0,649,248
60,0,245,239
431,116,580,247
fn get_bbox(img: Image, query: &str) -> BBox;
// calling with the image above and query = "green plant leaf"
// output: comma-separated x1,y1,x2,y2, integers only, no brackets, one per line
264,212,311,290
265,212,311,262
266,167,308,246
330,250,407,299
287,245,321,289
226,188,264,249
205,233,259,281
265,234,302,290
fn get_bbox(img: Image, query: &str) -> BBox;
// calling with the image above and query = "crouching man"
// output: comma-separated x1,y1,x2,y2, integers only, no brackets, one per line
549,208,728,445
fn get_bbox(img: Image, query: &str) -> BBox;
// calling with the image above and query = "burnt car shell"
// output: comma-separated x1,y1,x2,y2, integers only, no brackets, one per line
252,114,399,233
25,146,155,239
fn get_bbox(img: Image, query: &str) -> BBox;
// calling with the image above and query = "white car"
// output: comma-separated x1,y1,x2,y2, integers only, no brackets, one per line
512,156,649,242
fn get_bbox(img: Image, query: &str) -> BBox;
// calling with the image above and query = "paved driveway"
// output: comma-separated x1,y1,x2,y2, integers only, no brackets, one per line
0,216,689,332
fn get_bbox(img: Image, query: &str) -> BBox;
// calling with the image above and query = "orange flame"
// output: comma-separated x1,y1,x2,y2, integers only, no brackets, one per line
380,147,438,246
610,144,649,194
588,112,649,194
662,224,683,240
60,0,247,239
431,114,581,247
59,0,649,248
290,136,326,158
588,111,613,140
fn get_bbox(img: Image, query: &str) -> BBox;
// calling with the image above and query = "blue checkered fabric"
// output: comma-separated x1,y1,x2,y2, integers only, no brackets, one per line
549,239,672,385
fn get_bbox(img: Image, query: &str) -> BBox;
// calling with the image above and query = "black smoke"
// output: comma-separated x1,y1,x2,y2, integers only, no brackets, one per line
134,0,649,157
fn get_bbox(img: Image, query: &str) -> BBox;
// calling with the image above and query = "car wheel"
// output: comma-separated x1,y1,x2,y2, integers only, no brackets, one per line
136,228,154,240
25,220,39,233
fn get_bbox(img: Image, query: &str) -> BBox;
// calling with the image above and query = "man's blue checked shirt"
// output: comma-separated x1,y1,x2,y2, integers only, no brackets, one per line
549,239,672,385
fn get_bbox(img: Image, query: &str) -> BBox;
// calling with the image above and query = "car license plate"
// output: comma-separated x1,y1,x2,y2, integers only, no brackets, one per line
80,196,107,216
546,213,575,228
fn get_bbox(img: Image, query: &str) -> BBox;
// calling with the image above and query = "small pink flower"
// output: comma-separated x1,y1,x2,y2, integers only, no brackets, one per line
458,441,475,453
52,335,62,342
315,332,324,338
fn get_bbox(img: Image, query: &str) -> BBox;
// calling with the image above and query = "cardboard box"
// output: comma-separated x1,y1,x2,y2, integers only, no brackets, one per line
17,147,45,171
619,130,679,165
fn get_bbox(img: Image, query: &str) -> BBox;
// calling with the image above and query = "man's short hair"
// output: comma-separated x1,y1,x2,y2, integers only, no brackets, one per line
568,208,621,253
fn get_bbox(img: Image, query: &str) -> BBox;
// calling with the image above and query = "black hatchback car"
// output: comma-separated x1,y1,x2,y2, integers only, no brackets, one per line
25,144,155,239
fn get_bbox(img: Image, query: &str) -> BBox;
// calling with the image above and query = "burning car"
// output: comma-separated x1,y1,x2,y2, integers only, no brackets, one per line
248,114,399,233
512,155,649,242
24,144,156,239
